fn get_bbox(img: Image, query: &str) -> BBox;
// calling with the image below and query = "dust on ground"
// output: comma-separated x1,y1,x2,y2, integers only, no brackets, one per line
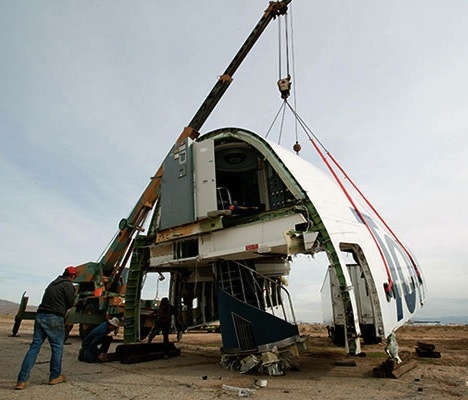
0,314,467,399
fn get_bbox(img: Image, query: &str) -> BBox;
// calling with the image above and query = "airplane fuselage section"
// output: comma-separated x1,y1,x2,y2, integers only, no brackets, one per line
140,127,425,353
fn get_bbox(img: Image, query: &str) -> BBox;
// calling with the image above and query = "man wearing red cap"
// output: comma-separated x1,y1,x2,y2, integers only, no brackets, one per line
15,266,77,390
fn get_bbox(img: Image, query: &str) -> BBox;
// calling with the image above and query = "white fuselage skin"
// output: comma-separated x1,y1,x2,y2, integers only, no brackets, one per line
270,141,427,336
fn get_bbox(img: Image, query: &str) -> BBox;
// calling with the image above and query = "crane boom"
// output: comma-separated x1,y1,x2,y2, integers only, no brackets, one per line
188,0,292,131
88,0,292,277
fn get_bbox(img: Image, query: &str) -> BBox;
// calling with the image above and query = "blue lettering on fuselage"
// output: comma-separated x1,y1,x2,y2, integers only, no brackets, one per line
385,235,416,314
351,209,419,322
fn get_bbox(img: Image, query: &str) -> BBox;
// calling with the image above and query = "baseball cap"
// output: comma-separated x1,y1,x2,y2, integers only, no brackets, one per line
65,266,77,276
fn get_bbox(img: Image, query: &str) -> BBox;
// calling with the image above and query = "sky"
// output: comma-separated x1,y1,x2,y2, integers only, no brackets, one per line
1,0,467,323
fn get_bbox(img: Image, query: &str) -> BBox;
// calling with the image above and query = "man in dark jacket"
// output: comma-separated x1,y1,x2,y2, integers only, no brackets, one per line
147,297,182,358
78,317,120,363
15,266,77,390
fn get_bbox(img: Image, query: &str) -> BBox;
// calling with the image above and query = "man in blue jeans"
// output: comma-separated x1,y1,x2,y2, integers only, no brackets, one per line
78,317,120,363
15,266,77,390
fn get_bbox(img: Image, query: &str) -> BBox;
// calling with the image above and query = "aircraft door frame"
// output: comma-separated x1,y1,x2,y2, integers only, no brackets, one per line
193,139,217,218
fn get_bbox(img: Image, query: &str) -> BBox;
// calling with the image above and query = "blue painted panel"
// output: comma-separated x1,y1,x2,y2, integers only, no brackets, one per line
218,288,299,354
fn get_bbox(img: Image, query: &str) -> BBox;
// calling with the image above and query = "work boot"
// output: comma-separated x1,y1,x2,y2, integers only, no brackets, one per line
49,375,66,385
14,381,29,390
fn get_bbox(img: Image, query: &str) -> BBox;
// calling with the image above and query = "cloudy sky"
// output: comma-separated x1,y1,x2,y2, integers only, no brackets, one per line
1,1,467,322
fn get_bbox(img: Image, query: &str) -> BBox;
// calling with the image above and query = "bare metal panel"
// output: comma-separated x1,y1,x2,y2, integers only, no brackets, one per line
159,138,195,229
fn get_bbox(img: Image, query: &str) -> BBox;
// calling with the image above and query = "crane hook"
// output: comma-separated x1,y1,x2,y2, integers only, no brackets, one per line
277,75,291,99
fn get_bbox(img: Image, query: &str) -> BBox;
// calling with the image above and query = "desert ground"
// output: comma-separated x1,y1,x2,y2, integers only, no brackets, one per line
0,313,467,400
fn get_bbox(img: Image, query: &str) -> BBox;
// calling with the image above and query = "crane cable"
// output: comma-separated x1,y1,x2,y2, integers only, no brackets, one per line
288,4,300,147
265,102,287,139
277,13,291,79
272,8,298,148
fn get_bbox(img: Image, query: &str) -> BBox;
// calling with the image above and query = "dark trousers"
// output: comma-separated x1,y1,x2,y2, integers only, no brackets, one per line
148,321,171,353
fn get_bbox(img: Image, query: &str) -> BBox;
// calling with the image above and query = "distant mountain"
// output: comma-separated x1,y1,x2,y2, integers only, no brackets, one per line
0,299,20,315
0,299,37,315
434,315,468,325
408,315,468,325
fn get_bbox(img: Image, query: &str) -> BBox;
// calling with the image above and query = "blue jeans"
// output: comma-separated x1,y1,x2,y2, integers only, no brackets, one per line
17,313,65,382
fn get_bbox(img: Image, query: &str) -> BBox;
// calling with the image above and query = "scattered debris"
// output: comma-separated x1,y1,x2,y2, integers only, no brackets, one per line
220,337,307,376
222,384,256,397
254,379,268,388
240,354,261,374
260,350,285,376
415,342,441,358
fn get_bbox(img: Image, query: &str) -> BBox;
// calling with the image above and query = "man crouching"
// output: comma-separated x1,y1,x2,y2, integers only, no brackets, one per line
78,317,120,363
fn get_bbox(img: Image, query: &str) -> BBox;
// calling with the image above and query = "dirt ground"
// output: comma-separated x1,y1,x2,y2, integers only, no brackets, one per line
0,314,467,400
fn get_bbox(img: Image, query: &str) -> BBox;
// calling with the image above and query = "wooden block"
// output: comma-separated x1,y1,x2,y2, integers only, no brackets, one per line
416,342,436,352
387,359,418,379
